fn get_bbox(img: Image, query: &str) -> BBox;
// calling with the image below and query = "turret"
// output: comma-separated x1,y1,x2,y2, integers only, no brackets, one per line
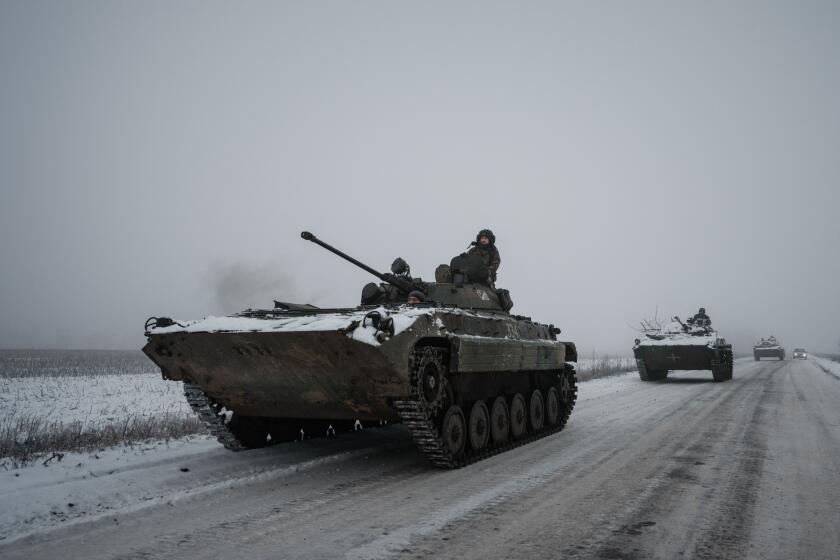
301,231,513,312
301,231,424,296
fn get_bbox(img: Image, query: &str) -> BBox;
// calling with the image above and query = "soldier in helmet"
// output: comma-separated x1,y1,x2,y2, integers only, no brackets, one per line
406,290,425,305
692,307,711,328
467,228,501,285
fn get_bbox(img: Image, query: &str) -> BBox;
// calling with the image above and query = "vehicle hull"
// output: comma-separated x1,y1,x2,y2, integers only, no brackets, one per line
754,347,785,360
633,344,726,372
143,331,405,420
143,308,575,422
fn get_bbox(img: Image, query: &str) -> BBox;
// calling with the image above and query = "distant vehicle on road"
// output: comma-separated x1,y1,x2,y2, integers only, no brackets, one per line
633,315,733,382
792,348,808,360
754,336,785,361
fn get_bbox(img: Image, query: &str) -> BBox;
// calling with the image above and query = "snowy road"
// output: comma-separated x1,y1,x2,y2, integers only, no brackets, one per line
3,358,840,559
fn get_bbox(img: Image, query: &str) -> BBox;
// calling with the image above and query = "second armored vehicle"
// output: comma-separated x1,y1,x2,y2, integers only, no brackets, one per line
633,316,733,382
142,232,578,468
792,348,808,360
754,337,785,361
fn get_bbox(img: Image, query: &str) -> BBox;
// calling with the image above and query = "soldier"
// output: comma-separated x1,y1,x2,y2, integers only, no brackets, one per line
407,290,425,305
692,307,711,327
467,229,501,285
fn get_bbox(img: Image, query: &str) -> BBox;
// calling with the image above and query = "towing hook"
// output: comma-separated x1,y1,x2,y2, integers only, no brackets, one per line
144,316,180,332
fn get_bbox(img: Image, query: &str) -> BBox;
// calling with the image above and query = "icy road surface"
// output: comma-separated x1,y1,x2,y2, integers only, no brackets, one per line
2,358,840,560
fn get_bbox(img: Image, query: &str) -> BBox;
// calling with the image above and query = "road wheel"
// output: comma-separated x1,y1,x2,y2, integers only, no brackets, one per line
510,393,527,440
529,389,545,432
468,401,490,452
545,387,560,426
489,396,510,444
441,405,466,458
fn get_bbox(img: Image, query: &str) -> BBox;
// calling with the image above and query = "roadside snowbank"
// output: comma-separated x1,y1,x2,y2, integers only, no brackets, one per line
0,437,220,542
813,356,840,380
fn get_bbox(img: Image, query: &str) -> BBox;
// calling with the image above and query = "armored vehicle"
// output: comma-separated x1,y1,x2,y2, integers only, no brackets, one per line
633,316,733,382
754,337,785,361
792,348,808,360
142,232,578,468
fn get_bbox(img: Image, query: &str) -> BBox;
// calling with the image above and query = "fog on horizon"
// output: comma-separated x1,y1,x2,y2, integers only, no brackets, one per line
1,1,839,356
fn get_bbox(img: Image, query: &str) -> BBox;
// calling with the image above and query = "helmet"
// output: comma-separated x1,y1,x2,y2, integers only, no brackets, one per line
476,229,495,244
391,257,410,277
407,290,425,303
699,307,706,313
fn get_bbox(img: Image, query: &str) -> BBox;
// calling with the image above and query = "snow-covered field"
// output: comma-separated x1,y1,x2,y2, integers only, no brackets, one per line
574,356,637,380
1,373,193,426
0,350,154,378
0,351,203,465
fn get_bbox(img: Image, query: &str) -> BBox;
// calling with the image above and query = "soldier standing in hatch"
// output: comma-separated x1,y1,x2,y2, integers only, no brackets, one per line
692,307,711,328
467,229,501,286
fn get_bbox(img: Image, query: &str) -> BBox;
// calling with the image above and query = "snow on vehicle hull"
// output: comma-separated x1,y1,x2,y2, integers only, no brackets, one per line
633,343,723,372
143,330,405,420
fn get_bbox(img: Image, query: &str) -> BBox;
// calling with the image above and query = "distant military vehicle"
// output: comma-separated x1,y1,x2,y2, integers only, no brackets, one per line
754,337,785,361
792,348,808,360
142,232,578,468
633,316,733,382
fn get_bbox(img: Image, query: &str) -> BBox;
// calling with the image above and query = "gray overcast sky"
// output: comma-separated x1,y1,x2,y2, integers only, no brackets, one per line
1,0,839,354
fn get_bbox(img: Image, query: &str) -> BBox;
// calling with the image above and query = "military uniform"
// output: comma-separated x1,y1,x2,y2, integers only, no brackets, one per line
692,309,711,327
467,229,501,284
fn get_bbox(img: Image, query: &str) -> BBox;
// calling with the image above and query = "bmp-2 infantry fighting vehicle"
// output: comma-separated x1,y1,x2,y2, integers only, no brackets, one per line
142,232,578,468
754,336,785,361
633,316,733,382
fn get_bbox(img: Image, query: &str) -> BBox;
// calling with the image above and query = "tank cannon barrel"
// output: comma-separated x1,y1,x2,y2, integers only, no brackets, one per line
300,231,416,294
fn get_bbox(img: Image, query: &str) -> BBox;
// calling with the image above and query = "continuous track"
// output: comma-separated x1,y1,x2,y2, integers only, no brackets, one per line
394,348,578,468
183,382,246,451
636,358,667,381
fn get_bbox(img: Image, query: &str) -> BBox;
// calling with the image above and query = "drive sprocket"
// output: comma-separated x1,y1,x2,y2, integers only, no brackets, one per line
409,346,448,414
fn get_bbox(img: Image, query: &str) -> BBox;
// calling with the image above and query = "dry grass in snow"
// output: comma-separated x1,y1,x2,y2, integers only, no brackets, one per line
0,371,204,466
575,356,637,381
